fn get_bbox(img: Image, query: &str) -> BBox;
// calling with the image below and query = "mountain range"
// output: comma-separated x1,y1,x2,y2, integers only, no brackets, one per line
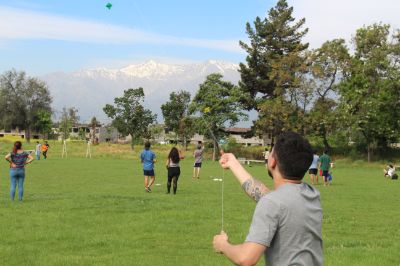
41,60,241,123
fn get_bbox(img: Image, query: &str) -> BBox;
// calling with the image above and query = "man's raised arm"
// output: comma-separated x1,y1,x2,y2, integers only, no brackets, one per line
220,153,269,202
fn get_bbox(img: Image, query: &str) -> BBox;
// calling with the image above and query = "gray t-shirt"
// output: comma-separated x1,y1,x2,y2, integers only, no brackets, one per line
245,183,323,266
194,149,203,164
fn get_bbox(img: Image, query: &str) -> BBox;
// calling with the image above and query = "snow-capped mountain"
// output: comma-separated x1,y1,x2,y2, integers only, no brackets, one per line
41,60,240,123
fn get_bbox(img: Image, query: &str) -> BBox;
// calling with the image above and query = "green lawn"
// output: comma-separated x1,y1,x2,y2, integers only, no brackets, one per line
0,142,399,265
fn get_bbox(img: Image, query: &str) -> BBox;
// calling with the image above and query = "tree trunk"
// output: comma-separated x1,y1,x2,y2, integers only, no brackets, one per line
212,139,218,161
322,135,331,152
321,125,331,152
184,137,188,151
130,134,135,150
25,125,31,143
367,144,371,163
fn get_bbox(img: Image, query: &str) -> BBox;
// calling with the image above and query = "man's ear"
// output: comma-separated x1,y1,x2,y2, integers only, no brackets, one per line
269,153,277,169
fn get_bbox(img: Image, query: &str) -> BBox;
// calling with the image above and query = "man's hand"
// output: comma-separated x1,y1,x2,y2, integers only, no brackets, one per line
219,153,239,169
213,230,229,253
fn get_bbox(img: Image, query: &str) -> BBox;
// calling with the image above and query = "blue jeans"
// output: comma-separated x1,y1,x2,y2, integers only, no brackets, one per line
35,152,40,160
10,168,25,201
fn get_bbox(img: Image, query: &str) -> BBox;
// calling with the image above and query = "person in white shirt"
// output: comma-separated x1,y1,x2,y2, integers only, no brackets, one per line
35,141,42,160
309,151,319,185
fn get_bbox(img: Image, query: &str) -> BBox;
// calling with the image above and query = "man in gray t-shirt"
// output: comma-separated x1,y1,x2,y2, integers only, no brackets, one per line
213,132,323,266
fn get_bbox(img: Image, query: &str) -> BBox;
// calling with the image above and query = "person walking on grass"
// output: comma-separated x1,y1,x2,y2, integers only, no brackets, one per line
42,141,49,159
193,143,204,179
140,141,156,193
318,150,331,187
263,146,270,164
213,132,323,266
5,141,34,201
35,141,42,160
166,147,184,194
309,151,319,185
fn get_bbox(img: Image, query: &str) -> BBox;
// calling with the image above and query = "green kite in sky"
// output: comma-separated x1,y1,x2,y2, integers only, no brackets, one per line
106,2,112,10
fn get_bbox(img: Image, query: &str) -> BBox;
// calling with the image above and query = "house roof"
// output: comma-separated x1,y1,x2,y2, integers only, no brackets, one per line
225,127,252,133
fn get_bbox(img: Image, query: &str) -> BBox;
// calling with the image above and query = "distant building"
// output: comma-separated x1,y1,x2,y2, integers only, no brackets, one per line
224,127,264,146
0,128,43,140
190,133,205,144
98,126,119,143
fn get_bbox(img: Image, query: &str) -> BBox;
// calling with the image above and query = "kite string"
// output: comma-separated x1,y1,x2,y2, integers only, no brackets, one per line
221,167,224,231
198,113,224,231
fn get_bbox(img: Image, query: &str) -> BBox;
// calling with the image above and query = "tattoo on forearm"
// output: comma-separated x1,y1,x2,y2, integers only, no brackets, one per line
241,178,269,202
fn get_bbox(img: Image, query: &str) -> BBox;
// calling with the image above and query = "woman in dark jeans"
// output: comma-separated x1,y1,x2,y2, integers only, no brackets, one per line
5,141,34,201
165,147,184,194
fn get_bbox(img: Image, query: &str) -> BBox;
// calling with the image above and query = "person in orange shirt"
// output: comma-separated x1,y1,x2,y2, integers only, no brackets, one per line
41,141,50,159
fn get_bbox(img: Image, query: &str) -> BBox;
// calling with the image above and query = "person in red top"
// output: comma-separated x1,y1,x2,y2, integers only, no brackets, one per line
5,141,34,201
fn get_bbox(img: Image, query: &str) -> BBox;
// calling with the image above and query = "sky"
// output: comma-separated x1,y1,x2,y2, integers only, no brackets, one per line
1,0,400,75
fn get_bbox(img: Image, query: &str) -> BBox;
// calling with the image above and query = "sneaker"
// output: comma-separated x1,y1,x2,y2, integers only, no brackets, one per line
145,187,151,193
147,187,152,192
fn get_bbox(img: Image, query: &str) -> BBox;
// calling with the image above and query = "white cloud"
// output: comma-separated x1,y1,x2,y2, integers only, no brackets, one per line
288,0,400,48
0,6,241,53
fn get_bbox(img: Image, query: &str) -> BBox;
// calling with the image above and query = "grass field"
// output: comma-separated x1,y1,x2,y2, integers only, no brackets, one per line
0,141,399,265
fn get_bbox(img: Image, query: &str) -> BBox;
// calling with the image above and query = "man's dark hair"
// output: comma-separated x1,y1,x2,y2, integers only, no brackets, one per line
144,141,151,150
273,132,313,180
323,150,328,154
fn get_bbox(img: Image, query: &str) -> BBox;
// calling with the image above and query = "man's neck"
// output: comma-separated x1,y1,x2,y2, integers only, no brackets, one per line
274,176,302,189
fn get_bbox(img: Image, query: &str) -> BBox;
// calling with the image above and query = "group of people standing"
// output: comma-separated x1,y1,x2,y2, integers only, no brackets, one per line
35,141,50,160
267,146,333,187
140,142,204,194
308,150,332,186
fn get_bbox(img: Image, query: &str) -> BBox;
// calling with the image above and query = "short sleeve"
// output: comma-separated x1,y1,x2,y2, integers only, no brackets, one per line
245,197,281,247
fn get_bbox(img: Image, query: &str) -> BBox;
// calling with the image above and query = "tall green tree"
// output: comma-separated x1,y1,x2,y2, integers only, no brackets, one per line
256,96,300,139
339,24,400,161
308,39,350,149
190,74,248,160
68,107,80,127
59,107,73,140
147,123,165,142
103,88,156,149
0,70,52,142
238,0,309,139
161,90,194,147
90,116,99,143
34,110,53,140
